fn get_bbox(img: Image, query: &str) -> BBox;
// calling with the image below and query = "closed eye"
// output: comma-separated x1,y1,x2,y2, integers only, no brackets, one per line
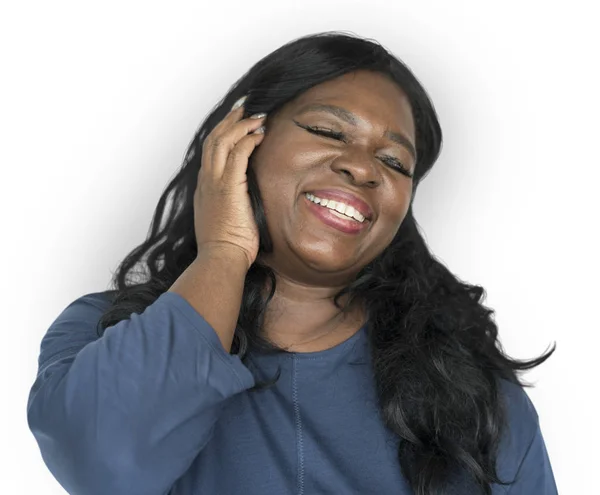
300,124,413,179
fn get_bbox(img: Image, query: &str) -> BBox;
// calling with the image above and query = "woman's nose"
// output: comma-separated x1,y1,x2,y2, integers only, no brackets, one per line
330,149,381,187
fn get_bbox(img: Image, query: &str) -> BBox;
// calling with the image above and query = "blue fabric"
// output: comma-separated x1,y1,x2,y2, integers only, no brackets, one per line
26,291,558,494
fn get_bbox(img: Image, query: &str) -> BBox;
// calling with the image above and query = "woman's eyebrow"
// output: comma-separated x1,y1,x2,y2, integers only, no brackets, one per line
296,103,417,160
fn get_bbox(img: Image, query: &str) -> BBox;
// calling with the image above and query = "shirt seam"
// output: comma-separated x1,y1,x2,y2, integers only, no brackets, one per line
36,346,83,379
292,354,305,495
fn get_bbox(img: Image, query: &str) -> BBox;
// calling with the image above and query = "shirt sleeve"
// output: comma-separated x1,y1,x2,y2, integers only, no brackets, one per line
26,290,255,495
506,421,558,494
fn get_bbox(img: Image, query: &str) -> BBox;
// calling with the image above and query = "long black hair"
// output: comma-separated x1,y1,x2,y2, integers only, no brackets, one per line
96,31,554,494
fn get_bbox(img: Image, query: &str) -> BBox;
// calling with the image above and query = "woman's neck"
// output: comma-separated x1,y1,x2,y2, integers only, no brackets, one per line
260,279,366,353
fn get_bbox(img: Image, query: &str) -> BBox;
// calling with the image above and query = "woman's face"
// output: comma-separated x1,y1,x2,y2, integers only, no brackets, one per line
251,70,416,284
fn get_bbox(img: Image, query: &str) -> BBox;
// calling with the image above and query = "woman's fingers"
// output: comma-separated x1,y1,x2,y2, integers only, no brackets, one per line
201,104,267,180
222,131,265,185
208,112,267,179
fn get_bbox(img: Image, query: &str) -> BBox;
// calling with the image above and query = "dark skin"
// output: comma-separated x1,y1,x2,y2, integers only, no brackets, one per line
250,70,416,352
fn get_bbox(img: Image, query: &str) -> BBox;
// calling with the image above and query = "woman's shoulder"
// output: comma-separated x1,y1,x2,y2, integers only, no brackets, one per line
33,290,118,375
498,378,539,432
495,378,546,483
42,290,118,336
66,289,117,313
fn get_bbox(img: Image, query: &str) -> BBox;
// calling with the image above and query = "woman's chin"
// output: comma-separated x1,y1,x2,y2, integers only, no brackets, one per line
294,244,362,273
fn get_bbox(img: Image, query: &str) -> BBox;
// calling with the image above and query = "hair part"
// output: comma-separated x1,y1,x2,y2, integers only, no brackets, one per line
96,31,554,494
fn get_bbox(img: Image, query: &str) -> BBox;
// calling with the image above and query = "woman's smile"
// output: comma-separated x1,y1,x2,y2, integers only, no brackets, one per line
302,192,371,235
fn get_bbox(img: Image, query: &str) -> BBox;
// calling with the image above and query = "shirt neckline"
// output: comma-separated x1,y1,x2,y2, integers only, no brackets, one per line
249,322,369,366
285,322,368,360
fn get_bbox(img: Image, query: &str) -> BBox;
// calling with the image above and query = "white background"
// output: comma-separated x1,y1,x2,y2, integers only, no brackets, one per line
2,1,598,493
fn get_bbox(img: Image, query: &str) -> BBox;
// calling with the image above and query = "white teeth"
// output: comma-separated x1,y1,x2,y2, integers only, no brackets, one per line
305,193,366,223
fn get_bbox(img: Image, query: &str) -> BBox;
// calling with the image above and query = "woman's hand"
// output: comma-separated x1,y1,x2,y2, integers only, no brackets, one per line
194,96,266,270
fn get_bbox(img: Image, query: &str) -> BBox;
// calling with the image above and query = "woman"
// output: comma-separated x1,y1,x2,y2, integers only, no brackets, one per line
26,31,557,494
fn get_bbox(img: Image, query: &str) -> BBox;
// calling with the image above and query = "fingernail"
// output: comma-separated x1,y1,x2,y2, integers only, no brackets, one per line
231,95,247,110
250,112,267,119
253,126,265,134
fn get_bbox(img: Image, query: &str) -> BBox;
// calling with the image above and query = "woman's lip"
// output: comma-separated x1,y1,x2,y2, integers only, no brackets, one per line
303,195,370,234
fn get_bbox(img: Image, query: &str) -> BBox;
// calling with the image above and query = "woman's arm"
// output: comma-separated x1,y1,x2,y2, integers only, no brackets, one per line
26,254,254,495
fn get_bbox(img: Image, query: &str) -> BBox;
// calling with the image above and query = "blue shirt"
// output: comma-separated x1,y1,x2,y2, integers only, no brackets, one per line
26,291,558,494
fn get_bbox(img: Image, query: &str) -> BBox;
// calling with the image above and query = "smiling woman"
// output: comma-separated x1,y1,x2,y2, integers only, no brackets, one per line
249,70,416,285
26,31,557,495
